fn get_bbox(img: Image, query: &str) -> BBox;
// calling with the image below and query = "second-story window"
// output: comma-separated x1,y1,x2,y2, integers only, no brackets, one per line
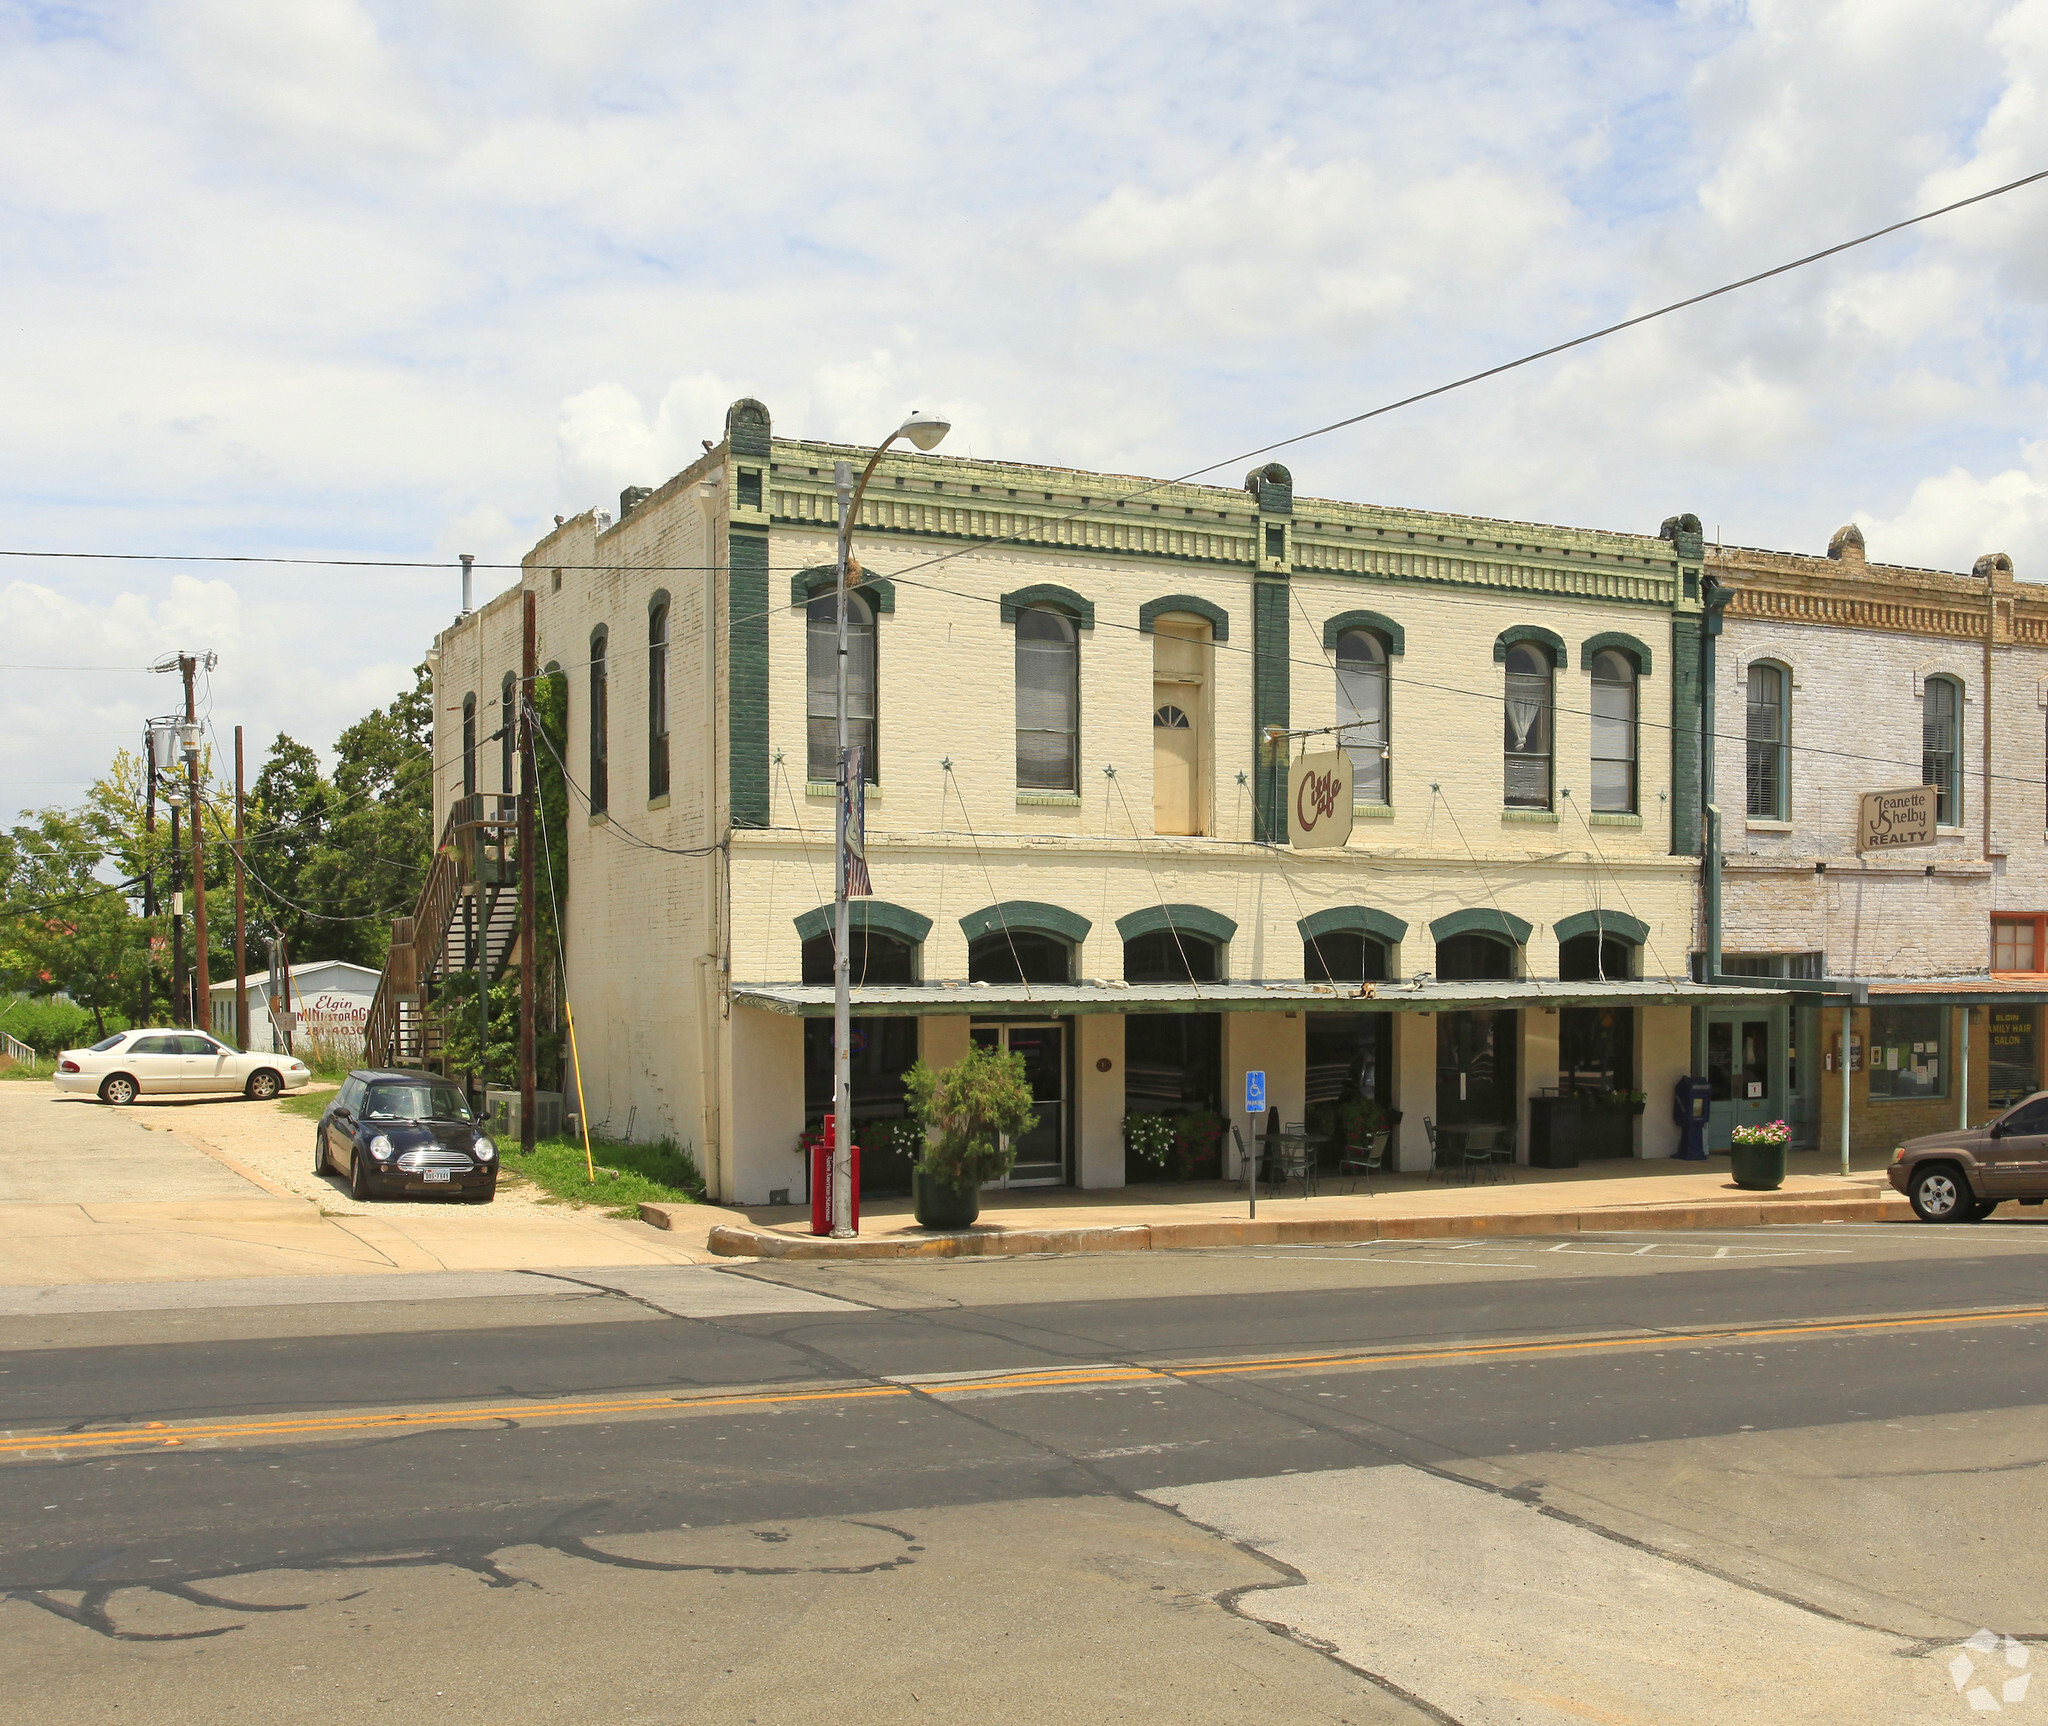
500,672,516,795
1924,675,1961,826
1503,643,1552,809
1335,629,1388,802
1015,606,1078,791
589,625,609,815
1589,650,1637,814
807,590,877,781
1746,663,1788,820
461,694,477,800
648,598,670,801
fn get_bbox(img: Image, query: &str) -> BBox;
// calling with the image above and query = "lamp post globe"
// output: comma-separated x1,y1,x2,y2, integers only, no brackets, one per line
896,411,950,452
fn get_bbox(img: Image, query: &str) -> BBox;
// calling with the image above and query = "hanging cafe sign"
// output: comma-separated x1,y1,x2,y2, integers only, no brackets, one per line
1288,750,1355,849
1857,785,1937,851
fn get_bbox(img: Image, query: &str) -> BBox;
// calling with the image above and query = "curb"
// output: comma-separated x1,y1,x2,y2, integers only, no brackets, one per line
691,1193,1914,1261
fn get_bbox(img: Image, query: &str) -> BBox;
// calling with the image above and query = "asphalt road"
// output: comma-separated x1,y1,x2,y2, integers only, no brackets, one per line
7,1223,2048,1724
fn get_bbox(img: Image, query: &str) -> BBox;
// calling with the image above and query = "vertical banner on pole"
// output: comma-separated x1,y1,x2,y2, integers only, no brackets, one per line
843,745,872,897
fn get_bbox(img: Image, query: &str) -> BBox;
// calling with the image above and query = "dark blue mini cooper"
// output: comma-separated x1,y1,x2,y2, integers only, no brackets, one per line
316,1070,498,1202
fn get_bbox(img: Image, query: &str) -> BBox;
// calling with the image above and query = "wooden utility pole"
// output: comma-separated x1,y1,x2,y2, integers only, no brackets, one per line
168,803,184,1025
141,728,156,1026
233,725,249,1051
181,655,211,1033
519,591,537,1152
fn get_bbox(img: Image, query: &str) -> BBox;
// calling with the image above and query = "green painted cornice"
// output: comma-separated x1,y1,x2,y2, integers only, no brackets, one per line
1554,910,1650,946
1429,907,1533,946
1116,903,1238,945
1299,905,1409,945
959,901,1092,945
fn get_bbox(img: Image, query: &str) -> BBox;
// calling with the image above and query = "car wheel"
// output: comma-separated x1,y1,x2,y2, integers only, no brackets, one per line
349,1147,371,1202
1909,1164,1971,1223
244,1069,282,1101
1969,1198,2001,1222
314,1128,328,1175
99,1074,138,1107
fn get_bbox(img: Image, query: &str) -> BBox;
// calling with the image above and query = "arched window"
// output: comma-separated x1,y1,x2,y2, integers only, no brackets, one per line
648,598,670,801
1745,663,1788,820
588,626,609,815
500,672,516,795
461,694,477,800
807,590,877,782
969,930,1074,985
1924,675,1961,826
1503,643,1552,809
1558,932,1634,981
800,929,917,987
1304,932,1389,983
1015,607,1079,791
1437,931,1514,981
1589,649,1637,815
1124,929,1220,983
1335,629,1388,803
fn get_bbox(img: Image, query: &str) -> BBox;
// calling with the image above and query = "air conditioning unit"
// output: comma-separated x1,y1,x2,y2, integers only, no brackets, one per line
484,1089,564,1144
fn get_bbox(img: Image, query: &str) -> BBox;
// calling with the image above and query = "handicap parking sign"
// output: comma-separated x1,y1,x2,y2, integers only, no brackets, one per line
1244,1070,1266,1115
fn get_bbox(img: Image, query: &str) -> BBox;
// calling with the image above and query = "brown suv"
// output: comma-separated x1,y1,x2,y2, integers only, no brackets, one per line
1889,1091,2048,1221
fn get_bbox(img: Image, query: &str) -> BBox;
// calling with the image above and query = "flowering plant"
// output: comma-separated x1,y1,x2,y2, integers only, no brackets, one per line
1729,1119,1789,1147
1122,1113,1175,1170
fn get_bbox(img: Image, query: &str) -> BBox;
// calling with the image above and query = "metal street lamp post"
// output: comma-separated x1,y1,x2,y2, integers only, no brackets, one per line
829,410,949,1237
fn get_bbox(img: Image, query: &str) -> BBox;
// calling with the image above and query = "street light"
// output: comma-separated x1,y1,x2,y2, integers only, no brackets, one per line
829,411,950,1238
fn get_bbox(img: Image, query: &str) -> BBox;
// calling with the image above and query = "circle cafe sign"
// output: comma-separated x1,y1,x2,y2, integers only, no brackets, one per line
1288,750,1355,849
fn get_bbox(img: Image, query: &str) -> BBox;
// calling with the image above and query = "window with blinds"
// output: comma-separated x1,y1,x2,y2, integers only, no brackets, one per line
1334,629,1387,802
1015,606,1078,791
1589,650,1637,814
1923,676,1960,826
1745,663,1787,819
807,591,876,782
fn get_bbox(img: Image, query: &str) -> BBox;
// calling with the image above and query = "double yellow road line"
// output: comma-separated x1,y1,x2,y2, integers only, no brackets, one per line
6,1303,2041,1462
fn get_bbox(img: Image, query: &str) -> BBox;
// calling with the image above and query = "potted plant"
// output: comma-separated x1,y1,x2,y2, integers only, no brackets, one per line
901,1045,1039,1229
1729,1118,1790,1190
1168,1108,1226,1180
1123,1113,1174,1181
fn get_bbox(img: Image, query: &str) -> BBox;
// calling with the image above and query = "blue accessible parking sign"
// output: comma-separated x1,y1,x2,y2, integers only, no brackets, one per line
1244,1070,1266,1116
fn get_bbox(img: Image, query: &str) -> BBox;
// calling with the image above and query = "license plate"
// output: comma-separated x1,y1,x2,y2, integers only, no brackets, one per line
424,1169,451,1183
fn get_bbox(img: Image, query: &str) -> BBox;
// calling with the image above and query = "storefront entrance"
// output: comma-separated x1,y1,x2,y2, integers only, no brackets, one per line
804,1016,919,1196
971,1021,1069,1186
1704,1008,1781,1151
1436,1011,1517,1138
1990,1007,2041,1109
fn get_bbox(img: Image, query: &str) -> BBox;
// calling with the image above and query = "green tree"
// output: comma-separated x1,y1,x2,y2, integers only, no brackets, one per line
902,1046,1038,1190
0,810,147,1038
246,733,329,959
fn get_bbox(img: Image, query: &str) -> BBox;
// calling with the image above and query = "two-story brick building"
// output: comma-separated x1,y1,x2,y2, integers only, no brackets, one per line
421,399,1777,1204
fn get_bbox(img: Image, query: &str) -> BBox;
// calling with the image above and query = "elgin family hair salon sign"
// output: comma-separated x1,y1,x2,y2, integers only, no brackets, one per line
1288,750,1355,849
1857,785,1937,851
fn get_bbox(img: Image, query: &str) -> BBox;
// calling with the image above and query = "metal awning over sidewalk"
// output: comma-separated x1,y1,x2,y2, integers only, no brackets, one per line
729,978,1786,1018
1702,975,2048,1009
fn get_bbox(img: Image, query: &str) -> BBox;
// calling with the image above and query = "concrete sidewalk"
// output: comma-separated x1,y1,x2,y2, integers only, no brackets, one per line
668,1152,1925,1261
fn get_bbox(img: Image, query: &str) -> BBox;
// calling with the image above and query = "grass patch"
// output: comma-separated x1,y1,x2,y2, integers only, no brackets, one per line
0,1058,49,1082
498,1134,705,1217
278,1086,337,1122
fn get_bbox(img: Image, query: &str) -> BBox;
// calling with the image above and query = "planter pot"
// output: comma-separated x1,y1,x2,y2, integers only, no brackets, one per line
913,1169,981,1230
1729,1141,1787,1191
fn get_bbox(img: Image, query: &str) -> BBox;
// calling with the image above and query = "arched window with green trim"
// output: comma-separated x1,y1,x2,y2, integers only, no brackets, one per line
1924,674,1962,826
1590,648,1637,814
1503,642,1552,809
1335,628,1388,802
1015,605,1078,790
807,590,876,782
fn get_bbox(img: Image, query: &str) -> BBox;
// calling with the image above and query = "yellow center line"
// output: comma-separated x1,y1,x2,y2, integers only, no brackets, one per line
6,1304,2041,1459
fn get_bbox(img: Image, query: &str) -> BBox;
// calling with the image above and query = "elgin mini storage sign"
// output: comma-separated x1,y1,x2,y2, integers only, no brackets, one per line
1857,785,1937,851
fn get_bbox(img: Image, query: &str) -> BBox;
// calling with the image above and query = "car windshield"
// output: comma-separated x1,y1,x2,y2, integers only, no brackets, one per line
363,1083,473,1123
90,1034,126,1052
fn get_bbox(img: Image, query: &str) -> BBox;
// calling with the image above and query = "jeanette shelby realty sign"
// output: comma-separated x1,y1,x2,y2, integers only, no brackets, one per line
1857,785,1937,851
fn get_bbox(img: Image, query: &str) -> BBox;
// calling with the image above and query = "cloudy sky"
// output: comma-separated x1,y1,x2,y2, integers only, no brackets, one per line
6,0,2048,812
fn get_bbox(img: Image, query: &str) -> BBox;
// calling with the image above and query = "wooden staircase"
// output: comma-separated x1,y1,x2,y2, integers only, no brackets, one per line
364,793,523,1070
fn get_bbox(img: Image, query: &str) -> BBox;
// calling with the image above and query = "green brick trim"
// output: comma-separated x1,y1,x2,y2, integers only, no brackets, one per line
1116,903,1238,946
727,526,770,828
1322,610,1405,655
1139,594,1229,642
788,565,896,614
959,900,1092,946
1493,625,1567,669
793,900,933,947
1581,631,1653,675
1253,577,1290,840
1553,909,1650,947
1298,905,1409,946
999,584,1094,628
1429,907,1533,947
725,397,771,459
1670,612,1701,856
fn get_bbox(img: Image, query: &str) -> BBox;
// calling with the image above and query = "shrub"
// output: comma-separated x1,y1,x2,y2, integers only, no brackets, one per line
901,1045,1037,1190
0,997,128,1056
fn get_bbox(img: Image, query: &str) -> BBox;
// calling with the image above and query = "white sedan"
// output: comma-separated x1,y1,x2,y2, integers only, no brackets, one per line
54,1030,311,1105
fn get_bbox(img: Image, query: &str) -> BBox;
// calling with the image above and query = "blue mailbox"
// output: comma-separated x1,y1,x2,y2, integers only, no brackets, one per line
1673,1075,1713,1161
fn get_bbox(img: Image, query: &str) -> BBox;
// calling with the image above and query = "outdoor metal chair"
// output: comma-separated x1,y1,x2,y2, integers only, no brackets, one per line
1266,1130,1317,1197
1338,1128,1391,1194
1460,1125,1515,1185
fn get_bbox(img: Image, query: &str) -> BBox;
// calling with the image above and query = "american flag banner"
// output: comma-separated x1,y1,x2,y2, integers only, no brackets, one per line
843,746,873,897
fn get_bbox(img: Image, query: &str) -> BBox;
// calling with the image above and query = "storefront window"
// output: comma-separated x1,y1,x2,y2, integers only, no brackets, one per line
969,931,1072,985
1867,1004,1947,1101
1437,932,1514,981
801,931,917,986
1989,1007,2039,1107
1304,933,1388,983
1558,1007,1635,1095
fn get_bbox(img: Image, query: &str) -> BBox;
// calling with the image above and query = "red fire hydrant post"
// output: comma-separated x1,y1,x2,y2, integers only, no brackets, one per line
809,1117,862,1236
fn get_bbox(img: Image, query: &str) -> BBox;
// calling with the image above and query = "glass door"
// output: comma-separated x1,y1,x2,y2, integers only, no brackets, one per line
970,1022,1068,1186
1705,1012,1778,1150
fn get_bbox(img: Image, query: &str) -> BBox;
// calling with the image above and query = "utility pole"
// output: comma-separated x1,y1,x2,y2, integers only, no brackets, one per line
181,655,211,1035
141,729,156,1026
169,802,185,1025
234,726,249,1051
518,592,538,1152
